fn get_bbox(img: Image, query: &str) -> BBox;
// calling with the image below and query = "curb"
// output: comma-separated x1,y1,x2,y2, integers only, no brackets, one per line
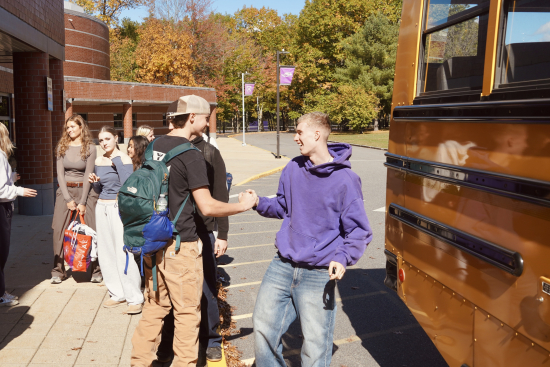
234,165,287,187
227,131,275,139
328,141,388,151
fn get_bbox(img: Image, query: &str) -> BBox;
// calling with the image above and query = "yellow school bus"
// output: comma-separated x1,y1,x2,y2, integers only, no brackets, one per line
384,0,550,365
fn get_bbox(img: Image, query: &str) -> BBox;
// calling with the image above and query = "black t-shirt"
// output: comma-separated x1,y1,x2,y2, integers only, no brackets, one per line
152,135,209,242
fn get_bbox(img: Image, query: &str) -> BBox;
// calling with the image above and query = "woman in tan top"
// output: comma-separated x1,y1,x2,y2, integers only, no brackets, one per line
51,114,101,284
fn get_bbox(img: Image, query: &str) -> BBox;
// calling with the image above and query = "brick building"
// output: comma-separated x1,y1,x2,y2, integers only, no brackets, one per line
0,1,217,215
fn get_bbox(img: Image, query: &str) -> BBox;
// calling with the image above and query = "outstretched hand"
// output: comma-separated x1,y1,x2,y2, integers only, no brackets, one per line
245,189,259,207
238,190,257,211
22,188,37,198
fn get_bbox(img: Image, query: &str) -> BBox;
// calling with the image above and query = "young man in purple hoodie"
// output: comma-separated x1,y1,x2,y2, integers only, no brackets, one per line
250,112,373,366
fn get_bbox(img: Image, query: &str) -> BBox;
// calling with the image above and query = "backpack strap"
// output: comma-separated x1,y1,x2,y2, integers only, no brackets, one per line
172,192,192,252
162,142,198,163
145,141,199,163
152,253,158,291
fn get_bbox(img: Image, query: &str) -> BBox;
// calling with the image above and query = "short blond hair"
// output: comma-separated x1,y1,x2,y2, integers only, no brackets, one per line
297,112,331,139
136,124,153,137
0,123,14,157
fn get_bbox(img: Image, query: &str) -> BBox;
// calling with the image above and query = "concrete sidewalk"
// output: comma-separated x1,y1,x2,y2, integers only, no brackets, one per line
0,137,289,366
216,136,290,186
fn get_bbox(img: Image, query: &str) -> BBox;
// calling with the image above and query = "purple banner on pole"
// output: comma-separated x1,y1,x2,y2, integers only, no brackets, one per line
244,83,255,96
279,67,295,86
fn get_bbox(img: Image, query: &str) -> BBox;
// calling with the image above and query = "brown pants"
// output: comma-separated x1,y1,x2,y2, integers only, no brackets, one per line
131,239,203,367
51,186,100,278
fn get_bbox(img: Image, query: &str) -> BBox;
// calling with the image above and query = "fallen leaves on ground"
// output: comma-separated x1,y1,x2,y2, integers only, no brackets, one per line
217,275,247,367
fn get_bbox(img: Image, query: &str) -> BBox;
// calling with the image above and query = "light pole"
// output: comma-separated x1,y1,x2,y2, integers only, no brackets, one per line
276,50,292,158
241,72,250,146
257,96,261,132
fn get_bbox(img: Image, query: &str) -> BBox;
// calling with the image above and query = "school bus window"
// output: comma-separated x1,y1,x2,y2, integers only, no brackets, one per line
496,0,550,88
419,0,489,94
426,0,489,29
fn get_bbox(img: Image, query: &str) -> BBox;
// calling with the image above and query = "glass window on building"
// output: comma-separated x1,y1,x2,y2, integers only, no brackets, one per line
114,113,123,128
0,95,9,118
419,0,490,94
495,0,550,88
163,113,167,127
79,113,88,123
0,95,13,140
132,113,137,128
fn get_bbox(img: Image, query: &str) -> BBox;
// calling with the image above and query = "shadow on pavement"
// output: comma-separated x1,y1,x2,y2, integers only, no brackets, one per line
337,268,448,367
0,305,32,346
249,268,448,367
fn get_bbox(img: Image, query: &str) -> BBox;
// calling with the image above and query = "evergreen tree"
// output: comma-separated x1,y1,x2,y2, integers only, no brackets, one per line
335,12,399,118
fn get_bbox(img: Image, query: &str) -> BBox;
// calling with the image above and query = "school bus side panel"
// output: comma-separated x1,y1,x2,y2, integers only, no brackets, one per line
389,0,424,157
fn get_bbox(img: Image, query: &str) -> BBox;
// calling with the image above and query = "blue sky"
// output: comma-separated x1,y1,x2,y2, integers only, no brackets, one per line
119,0,306,22
506,13,550,44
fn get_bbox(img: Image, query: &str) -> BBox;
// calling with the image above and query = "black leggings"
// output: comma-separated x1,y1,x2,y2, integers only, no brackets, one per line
0,201,13,297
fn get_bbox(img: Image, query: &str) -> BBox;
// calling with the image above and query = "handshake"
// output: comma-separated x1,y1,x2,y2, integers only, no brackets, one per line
238,189,259,211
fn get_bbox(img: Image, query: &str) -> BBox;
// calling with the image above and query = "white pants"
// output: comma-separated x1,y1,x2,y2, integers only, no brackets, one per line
96,200,144,305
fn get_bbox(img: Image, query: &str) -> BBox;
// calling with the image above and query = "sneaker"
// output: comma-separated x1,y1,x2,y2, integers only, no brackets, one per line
51,276,62,284
125,304,143,315
0,296,19,307
3,291,18,300
103,299,126,308
205,346,222,362
91,275,103,283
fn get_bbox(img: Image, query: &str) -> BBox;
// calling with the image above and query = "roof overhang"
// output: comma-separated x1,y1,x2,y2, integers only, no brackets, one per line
70,98,217,107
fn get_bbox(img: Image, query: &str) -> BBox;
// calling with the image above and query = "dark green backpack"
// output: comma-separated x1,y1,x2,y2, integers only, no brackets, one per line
118,140,199,290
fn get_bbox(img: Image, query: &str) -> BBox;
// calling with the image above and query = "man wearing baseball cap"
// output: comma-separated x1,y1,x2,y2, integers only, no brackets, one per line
130,95,257,367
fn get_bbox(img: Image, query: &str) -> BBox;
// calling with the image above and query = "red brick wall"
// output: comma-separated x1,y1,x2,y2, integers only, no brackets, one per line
12,52,53,186
49,58,64,149
0,69,13,94
73,105,172,137
64,12,110,80
64,63,110,80
0,0,64,46
65,80,217,103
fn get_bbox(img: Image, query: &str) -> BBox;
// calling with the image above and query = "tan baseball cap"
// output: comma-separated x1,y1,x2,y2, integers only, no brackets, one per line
167,95,211,116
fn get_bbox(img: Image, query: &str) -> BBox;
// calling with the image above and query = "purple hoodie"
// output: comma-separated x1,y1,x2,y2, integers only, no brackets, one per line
256,143,372,268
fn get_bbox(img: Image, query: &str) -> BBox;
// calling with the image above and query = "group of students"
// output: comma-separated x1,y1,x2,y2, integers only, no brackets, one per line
0,93,373,367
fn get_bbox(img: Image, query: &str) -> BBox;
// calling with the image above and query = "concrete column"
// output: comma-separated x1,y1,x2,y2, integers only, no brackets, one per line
209,105,217,140
123,103,132,143
65,100,73,121
13,52,54,215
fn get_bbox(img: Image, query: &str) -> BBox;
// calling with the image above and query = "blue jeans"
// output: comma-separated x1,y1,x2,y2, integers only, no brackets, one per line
253,254,337,367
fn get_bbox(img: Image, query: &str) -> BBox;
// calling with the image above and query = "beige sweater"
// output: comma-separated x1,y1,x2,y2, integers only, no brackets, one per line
56,145,97,204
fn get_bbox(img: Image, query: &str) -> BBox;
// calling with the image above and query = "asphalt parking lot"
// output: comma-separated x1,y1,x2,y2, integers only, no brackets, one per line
223,132,448,367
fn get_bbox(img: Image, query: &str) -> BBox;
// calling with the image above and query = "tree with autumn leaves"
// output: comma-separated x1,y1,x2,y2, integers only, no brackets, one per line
71,0,403,131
